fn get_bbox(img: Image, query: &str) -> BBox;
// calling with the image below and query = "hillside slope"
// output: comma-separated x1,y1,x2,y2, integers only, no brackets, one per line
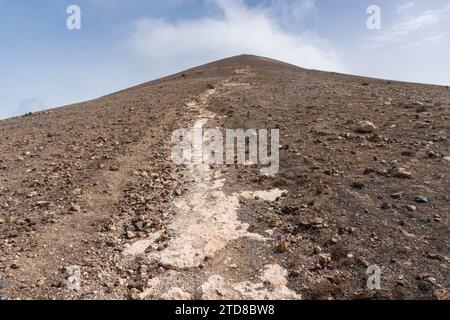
0,55,449,300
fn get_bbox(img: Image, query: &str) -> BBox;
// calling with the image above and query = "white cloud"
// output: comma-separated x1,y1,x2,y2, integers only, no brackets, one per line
401,32,449,48
127,0,346,72
396,2,415,14
261,0,316,29
365,5,450,48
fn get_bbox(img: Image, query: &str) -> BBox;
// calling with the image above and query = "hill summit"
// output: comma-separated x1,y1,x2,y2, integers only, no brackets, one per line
0,55,449,300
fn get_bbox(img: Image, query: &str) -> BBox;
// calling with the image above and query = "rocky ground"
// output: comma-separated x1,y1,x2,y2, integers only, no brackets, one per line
0,55,448,300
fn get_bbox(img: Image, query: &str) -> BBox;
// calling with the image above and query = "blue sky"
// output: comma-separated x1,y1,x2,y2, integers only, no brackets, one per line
1,0,450,119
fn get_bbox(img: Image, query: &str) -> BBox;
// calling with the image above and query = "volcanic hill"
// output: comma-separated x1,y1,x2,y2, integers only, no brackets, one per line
0,55,449,300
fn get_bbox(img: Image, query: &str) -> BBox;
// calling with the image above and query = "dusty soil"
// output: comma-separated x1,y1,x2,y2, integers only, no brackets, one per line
0,55,448,300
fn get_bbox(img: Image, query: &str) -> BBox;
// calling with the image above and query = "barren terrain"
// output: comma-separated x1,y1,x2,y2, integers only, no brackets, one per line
0,55,449,300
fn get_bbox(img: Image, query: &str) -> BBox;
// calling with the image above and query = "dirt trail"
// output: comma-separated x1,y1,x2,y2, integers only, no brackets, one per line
124,69,301,300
